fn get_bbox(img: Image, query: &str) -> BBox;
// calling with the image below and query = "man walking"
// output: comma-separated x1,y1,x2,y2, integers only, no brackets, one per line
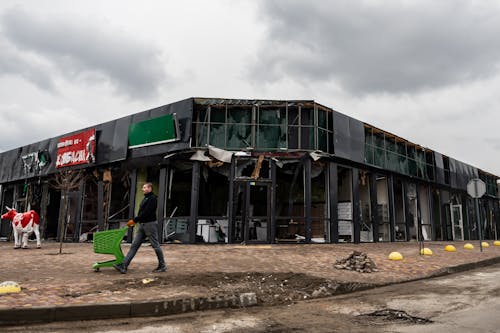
114,182,167,273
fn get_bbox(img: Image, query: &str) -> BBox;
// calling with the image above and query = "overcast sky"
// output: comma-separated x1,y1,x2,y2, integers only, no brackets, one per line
1,0,500,175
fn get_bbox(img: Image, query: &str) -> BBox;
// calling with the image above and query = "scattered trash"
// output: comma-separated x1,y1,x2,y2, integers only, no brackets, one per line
444,245,456,252
142,278,157,284
0,281,21,294
334,251,378,273
388,252,403,261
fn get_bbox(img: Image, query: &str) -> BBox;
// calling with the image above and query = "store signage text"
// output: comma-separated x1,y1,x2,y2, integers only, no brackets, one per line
56,129,96,168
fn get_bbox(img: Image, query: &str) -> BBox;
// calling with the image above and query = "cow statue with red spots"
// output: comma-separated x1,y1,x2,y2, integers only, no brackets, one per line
1,207,41,249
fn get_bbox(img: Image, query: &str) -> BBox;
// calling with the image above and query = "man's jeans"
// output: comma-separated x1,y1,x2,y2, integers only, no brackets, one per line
122,221,166,268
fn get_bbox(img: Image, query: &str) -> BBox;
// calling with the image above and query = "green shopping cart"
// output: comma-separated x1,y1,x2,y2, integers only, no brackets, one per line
92,227,129,272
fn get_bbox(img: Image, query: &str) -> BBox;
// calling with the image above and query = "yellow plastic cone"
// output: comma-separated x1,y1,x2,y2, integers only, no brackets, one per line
481,241,490,248
464,243,474,250
388,251,403,260
420,247,433,255
444,245,457,252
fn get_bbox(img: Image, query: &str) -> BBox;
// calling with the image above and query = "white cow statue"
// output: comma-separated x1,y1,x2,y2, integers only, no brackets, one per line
1,207,41,249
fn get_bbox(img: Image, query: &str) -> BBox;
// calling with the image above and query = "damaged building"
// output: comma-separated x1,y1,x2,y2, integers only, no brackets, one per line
0,97,499,244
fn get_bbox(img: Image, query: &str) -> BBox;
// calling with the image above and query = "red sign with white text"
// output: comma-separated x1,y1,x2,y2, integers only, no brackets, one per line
56,129,96,168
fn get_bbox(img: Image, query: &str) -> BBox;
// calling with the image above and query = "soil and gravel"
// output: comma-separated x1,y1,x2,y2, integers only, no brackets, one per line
60,271,375,306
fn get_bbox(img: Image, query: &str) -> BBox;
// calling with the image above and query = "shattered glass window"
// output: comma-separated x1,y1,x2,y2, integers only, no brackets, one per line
374,147,386,168
288,127,299,149
227,124,252,149
318,129,328,152
288,106,299,125
300,126,314,150
195,123,208,147
257,125,286,149
227,106,253,149
211,106,226,123
209,123,225,147
256,106,287,149
365,144,374,165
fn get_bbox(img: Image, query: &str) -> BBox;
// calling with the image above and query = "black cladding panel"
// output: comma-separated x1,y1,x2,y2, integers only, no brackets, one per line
333,112,364,163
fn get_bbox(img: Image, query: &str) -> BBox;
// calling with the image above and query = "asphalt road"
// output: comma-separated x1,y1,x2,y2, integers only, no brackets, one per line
5,263,500,333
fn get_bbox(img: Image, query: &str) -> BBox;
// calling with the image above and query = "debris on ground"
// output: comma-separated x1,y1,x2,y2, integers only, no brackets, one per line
361,309,432,324
334,251,378,273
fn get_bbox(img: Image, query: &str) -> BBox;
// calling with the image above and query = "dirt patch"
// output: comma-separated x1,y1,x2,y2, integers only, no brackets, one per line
61,272,376,306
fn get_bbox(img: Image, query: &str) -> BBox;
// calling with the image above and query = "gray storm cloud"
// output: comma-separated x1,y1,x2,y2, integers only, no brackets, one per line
1,7,168,99
252,1,500,95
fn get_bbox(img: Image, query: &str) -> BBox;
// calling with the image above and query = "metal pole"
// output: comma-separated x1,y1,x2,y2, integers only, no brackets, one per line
475,197,483,252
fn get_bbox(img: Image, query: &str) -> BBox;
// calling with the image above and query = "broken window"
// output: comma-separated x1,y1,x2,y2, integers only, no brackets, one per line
376,176,390,241
257,105,286,149
337,167,353,242
311,162,328,243
192,101,333,152
276,162,305,242
359,170,374,242
227,106,253,149
197,164,229,243
394,179,407,241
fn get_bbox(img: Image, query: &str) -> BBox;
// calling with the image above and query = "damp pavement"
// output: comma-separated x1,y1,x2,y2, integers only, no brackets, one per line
1,240,500,323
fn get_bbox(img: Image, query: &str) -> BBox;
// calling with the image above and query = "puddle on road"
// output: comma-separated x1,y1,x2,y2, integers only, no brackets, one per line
360,309,433,324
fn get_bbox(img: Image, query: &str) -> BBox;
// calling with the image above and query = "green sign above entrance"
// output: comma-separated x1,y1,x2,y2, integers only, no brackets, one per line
128,114,180,148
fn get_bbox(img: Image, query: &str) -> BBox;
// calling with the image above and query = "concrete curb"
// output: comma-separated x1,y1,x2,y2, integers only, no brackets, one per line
1,256,500,326
0,293,258,326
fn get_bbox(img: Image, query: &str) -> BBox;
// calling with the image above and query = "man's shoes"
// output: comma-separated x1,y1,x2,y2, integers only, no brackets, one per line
152,266,167,273
113,263,127,274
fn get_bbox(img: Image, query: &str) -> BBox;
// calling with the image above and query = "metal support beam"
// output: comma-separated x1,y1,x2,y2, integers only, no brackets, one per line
127,169,138,243
73,183,84,242
97,180,104,231
369,173,379,242
352,168,360,243
304,157,312,243
39,183,49,240
387,175,396,242
403,182,412,241
157,167,167,243
270,159,277,243
328,162,338,243
227,156,235,244
189,161,200,244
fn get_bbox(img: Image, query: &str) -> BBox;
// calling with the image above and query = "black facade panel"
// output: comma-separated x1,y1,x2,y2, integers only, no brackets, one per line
458,162,467,188
111,116,131,163
349,119,365,164
96,121,117,164
333,112,349,159
449,158,458,188
434,152,445,185
333,112,364,163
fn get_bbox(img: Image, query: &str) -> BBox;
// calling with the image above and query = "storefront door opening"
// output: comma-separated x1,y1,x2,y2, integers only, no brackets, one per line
233,181,270,243
451,204,464,240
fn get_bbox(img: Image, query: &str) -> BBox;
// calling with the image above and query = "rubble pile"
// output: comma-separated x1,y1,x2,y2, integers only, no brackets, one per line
334,251,378,273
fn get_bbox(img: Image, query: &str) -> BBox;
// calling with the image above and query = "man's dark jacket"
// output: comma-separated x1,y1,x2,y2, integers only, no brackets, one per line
133,192,157,223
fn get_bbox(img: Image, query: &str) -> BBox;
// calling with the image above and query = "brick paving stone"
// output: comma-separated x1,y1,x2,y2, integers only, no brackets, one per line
0,241,499,309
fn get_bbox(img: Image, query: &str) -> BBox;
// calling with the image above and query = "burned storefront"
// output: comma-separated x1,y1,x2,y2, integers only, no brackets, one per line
0,97,499,244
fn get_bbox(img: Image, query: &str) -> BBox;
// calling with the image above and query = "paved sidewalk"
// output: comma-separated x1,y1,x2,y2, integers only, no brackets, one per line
1,240,499,312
